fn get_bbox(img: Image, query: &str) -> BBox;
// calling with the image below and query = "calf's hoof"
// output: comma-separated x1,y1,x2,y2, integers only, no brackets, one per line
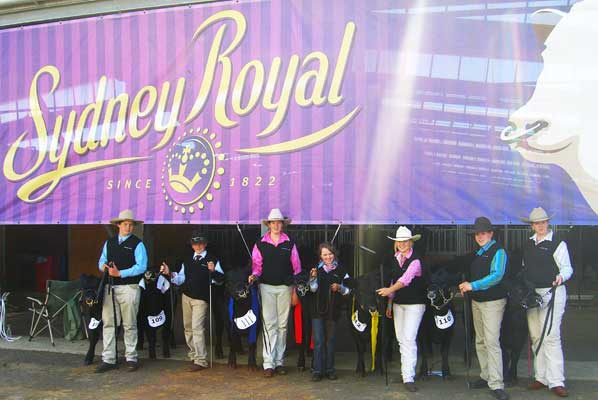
215,347,224,359
162,348,171,358
84,357,93,366
297,366,306,372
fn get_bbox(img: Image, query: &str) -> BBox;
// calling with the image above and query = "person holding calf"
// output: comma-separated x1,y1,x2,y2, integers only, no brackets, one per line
521,207,573,398
377,226,426,393
161,230,223,372
309,242,353,382
458,217,509,400
95,209,147,373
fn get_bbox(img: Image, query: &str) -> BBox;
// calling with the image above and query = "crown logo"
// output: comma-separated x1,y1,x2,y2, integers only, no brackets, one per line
168,146,201,193
161,127,226,215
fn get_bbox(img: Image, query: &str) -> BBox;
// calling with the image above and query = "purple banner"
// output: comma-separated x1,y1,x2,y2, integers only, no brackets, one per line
1,0,597,224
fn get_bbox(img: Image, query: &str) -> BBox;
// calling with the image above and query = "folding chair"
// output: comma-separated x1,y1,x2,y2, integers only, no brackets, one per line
27,280,82,346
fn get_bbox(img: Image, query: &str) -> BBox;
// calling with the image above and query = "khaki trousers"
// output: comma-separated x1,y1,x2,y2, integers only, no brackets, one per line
182,294,209,367
102,284,141,364
472,297,506,390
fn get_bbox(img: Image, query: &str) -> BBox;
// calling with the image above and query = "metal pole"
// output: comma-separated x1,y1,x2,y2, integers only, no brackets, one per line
209,279,213,368
330,222,342,245
463,290,471,388
236,223,253,259
379,262,388,387
108,267,118,366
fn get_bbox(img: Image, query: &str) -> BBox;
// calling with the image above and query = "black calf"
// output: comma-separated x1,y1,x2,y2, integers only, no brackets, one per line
292,270,313,372
350,271,386,377
417,268,459,380
225,267,259,370
501,271,535,385
80,274,105,365
137,270,172,359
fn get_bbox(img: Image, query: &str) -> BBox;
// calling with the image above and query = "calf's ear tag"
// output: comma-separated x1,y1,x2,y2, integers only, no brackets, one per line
147,310,166,327
234,309,257,329
434,309,454,330
352,311,367,332
88,318,101,330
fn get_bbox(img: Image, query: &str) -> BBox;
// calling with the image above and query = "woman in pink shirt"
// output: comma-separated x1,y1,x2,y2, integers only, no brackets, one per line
377,226,427,392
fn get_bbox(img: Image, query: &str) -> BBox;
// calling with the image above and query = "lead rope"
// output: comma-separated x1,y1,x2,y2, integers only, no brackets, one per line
534,286,557,356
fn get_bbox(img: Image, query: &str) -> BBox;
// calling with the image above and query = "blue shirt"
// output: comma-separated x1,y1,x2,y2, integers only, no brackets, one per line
471,239,507,292
98,234,148,278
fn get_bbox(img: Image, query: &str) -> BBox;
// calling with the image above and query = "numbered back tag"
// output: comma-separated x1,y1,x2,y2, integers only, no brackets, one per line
88,317,101,330
147,310,166,328
352,311,367,332
434,309,454,330
234,309,257,330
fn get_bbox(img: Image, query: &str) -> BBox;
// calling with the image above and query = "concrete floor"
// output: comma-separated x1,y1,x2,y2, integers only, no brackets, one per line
1,289,597,399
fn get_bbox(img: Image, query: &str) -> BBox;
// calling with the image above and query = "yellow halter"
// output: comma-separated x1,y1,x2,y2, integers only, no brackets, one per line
369,310,379,371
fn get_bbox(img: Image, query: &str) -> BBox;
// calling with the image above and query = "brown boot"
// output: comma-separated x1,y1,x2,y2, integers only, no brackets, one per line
550,386,569,397
528,381,547,390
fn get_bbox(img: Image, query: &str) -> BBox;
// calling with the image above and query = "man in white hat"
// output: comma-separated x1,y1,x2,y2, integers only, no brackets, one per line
95,209,147,373
248,208,301,377
458,217,509,400
520,207,573,398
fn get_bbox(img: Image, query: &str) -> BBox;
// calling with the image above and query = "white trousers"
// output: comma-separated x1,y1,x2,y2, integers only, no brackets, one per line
392,303,425,383
259,283,292,370
101,284,141,364
527,285,567,388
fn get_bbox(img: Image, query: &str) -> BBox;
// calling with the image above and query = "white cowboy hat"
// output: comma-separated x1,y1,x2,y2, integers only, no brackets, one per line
110,209,143,225
520,207,555,224
387,226,421,242
261,208,292,226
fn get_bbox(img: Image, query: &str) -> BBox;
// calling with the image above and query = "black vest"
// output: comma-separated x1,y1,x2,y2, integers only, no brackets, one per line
390,252,427,305
181,252,220,301
523,237,561,288
106,235,143,285
310,264,353,320
469,241,507,302
256,238,295,286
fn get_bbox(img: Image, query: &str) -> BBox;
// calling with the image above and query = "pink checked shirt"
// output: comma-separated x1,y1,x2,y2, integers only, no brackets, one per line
395,248,422,286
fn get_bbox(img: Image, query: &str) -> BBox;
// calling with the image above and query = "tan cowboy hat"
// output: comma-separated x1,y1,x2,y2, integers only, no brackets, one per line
387,226,421,242
110,209,143,225
261,208,292,226
520,207,555,224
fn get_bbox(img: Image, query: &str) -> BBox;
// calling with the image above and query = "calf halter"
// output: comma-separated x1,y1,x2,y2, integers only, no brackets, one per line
428,285,454,311
84,272,107,307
